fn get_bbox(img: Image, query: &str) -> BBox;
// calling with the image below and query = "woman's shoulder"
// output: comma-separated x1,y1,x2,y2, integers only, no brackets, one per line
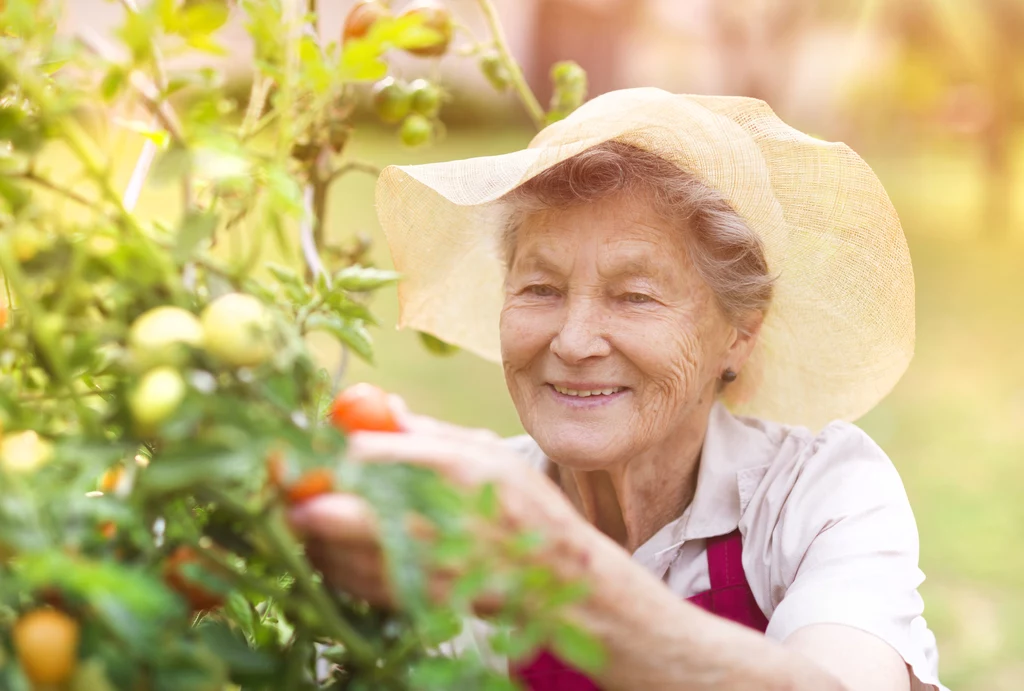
731,411,902,490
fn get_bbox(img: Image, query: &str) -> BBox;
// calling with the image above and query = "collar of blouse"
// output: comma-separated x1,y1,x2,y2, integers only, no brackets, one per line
631,402,777,575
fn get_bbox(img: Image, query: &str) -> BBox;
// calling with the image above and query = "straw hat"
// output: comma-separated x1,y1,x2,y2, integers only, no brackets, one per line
374,87,915,430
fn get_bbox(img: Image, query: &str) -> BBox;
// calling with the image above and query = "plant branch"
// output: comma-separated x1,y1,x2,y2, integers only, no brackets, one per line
259,509,376,665
326,161,381,186
300,182,328,282
13,171,97,209
77,31,186,147
475,0,546,130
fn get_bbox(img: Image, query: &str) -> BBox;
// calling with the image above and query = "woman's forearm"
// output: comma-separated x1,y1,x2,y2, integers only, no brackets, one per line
570,528,847,691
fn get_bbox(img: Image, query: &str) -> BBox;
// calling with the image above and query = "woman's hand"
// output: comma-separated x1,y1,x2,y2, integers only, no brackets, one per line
287,404,594,613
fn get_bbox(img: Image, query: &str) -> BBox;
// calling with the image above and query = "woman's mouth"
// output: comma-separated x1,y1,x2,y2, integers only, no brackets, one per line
551,385,625,397
548,383,628,407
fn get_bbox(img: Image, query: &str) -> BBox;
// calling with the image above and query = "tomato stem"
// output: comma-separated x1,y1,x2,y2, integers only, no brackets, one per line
259,509,377,665
474,0,546,130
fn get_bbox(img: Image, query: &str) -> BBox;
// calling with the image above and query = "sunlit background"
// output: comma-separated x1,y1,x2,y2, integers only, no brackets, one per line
54,1,1024,688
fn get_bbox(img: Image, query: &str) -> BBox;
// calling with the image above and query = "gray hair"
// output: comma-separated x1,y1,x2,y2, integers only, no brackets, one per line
499,142,775,332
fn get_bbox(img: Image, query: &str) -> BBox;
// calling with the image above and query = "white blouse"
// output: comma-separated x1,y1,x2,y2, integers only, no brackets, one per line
458,402,947,690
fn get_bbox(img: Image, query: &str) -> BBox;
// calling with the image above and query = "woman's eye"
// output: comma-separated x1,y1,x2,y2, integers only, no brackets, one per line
623,292,654,304
526,284,558,297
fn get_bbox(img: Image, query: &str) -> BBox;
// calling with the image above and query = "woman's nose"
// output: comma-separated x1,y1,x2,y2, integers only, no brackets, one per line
550,298,611,363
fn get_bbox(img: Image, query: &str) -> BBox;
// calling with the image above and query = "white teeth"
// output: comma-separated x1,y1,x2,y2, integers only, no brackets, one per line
553,385,623,397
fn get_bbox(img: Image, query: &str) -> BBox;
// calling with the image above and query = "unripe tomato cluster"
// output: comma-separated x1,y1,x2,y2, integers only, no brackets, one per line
126,293,274,431
372,76,444,147
344,1,451,147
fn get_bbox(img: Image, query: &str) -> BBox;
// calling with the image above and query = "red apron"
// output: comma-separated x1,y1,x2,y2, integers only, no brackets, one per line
510,529,769,690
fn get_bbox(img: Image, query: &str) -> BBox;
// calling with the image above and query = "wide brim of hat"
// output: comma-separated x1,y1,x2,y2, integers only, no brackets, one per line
374,88,915,431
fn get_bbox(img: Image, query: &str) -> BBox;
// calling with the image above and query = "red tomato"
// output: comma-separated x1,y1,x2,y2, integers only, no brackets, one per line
400,1,453,58
328,383,401,433
13,609,80,686
99,521,118,540
163,546,225,613
342,0,390,43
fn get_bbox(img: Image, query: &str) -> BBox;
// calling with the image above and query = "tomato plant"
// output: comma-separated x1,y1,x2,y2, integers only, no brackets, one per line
0,0,592,689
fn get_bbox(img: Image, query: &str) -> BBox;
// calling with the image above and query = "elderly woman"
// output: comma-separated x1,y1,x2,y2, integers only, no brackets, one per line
289,89,945,690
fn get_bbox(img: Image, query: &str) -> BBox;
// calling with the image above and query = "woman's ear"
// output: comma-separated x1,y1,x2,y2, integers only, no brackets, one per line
725,311,764,374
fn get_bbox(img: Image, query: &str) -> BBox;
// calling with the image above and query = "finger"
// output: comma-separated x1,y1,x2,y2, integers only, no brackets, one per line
384,396,500,442
288,494,379,544
305,539,394,607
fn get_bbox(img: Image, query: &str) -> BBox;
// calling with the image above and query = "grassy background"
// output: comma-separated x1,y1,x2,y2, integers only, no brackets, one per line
68,125,1024,689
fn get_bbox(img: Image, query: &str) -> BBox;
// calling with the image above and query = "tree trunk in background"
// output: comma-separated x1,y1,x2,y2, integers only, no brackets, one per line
981,100,1013,239
528,0,642,105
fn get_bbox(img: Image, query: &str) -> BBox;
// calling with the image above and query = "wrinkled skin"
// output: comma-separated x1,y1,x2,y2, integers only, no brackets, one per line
291,191,760,606
500,193,757,547
501,193,740,467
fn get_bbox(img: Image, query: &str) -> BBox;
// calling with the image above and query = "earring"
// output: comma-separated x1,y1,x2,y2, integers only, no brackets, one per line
721,368,737,383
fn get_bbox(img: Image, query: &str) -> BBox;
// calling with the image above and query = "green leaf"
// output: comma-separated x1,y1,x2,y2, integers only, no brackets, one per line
418,331,459,357
474,482,500,520
185,33,229,56
320,288,377,323
551,621,604,675
0,177,29,214
267,263,301,285
305,313,374,363
100,66,128,102
151,146,192,184
177,2,230,38
196,619,278,678
173,212,217,262
265,165,303,215
298,35,332,94
224,592,256,641
332,265,400,291
118,10,157,64
13,552,186,649
339,39,388,82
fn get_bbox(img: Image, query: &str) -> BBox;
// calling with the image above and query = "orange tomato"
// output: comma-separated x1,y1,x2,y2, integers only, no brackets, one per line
163,546,225,613
285,468,334,504
0,303,7,328
98,466,124,493
328,382,400,433
13,609,80,686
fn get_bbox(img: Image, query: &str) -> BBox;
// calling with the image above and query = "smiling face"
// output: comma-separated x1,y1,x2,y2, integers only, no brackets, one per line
500,192,743,470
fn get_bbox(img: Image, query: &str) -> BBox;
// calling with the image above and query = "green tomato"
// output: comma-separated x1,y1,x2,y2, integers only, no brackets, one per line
479,51,511,92
0,430,54,475
400,113,433,148
129,306,203,368
409,79,443,118
200,293,274,367
372,77,413,125
129,366,187,429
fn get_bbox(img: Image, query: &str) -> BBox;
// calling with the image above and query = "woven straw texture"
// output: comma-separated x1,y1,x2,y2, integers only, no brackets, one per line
374,87,915,430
